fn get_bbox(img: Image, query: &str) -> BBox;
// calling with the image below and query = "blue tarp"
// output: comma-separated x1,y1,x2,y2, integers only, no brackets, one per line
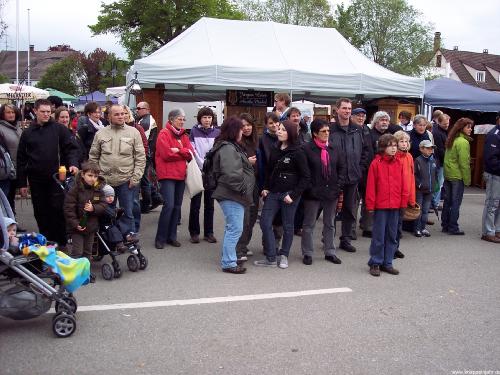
77,91,117,105
424,78,500,112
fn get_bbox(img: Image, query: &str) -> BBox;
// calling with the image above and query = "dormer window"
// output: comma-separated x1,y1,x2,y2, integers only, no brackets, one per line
476,71,485,82
436,55,442,67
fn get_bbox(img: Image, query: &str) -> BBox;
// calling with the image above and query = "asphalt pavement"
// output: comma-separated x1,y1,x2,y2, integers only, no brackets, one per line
1,188,499,375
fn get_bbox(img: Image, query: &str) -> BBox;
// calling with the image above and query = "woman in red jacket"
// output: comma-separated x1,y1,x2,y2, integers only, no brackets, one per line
154,108,194,249
365,134,409,277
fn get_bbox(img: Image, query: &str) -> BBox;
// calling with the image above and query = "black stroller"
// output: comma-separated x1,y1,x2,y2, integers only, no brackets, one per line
94,207,148,280
0,190,79,337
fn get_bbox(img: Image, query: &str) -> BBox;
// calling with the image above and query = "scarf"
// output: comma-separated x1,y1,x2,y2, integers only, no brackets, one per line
314,138,330,179
89,118,104,131
167,122,184,137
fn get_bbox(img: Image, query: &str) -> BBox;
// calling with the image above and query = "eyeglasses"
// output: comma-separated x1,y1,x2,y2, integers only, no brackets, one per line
136,107,148,110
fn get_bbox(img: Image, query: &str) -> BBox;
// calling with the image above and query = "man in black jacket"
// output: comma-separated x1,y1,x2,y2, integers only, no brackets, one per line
329,98,369,252
481,113,500,243
17,99,80,246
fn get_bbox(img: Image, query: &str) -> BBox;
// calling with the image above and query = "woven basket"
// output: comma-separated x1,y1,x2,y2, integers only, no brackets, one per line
402,203,421,221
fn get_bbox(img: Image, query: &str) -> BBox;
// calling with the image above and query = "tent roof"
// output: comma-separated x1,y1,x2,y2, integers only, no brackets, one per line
132,17,424,101
45,88,77,101
424,77,500,112
77,91,117,105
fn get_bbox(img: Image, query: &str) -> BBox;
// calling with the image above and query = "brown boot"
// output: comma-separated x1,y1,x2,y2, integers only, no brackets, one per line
369,265,380,277
481,235,500,243
380,265,400,275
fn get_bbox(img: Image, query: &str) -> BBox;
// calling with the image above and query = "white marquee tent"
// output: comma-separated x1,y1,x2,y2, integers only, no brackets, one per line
129,17,424,102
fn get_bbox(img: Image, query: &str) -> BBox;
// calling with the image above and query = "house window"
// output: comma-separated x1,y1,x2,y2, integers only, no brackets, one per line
476,71,485,82
436,55,442,67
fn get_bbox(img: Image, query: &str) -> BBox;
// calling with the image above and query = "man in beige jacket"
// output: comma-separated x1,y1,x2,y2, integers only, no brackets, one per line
89,104,146,236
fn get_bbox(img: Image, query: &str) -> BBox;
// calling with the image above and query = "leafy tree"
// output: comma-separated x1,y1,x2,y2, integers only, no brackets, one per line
35,55,83,96
89,0,245,61
48,44,76,52
0,73,9,83
332,0,434,76
238,0,333,27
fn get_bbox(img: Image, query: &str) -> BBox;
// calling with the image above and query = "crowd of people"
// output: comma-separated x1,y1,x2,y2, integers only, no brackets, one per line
0,93,499,279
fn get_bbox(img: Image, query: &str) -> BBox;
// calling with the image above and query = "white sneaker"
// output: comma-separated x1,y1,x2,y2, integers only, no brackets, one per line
238,256,248,261
246,250,254,256
278,255,288,269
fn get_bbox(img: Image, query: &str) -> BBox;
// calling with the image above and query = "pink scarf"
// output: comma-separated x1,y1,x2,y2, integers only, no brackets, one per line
314,138,330,179
167,122,184,137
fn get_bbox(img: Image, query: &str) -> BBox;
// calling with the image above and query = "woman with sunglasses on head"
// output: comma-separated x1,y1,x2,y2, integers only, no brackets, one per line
301,119,346,266
442,118,473,235
254,120,310,269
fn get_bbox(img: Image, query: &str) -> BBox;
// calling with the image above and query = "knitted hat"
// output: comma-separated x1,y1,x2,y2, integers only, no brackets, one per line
102,184,115,198
3,217,17,227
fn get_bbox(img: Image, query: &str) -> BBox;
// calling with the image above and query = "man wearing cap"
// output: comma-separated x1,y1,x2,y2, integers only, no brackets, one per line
329,98,369,251
481,113,500,243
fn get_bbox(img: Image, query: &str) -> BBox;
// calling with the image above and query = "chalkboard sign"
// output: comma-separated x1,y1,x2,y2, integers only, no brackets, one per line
226,90,274,107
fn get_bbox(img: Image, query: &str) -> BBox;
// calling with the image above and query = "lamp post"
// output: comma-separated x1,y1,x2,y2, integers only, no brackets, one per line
99,58,118,87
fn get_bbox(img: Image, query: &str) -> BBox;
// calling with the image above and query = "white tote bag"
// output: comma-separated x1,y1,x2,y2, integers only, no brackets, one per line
185,150,205,198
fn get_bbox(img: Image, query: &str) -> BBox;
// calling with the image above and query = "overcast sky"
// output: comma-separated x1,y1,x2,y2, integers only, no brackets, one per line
3,0,500,61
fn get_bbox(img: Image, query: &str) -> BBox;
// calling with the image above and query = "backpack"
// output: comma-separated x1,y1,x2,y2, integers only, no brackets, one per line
0,136,15,180
201,143,224,191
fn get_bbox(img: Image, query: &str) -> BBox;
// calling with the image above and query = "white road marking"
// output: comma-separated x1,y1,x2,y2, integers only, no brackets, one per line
463,193,485,196
59,288,352,313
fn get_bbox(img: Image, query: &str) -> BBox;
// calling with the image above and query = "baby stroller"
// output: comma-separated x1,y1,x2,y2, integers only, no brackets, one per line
0,190,83,338
94,207,148,281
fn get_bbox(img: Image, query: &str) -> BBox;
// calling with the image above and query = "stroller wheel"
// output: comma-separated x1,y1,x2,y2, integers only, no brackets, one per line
127,255,140,272
138,254,148,270
112,260,122,278
52,312,77,338
101,263,115,280
55,296,78,314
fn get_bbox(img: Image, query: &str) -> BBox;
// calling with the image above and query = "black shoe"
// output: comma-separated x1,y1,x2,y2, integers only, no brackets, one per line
303,255,312,265
89,272,96,283
369,265,380,277
362,230,372,238
155,240,164,249
448,230,465,235
222,265,246,274
394,250,405,259
380,265,400,275
325,254,342,264
441,227,449,233
190,235,200,244
339,241,356,252
204,234,217,243
167,240,181,247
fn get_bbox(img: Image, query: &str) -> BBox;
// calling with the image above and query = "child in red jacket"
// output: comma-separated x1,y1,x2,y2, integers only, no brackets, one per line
365,134,409,276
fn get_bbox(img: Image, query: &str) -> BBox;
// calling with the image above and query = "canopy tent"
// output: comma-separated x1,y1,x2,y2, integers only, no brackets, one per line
424,78,500,112
45,87,77,102
0,83,49,101
129,17,424,102
77,91,117,105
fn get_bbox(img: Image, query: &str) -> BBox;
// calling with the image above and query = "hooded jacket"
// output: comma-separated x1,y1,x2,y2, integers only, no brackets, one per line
365,154,409,211
64,173,106,234
89,122,146,187
396,150,416,206
189,124,220,169
444,133,471,186
264,144,310,201
302,140,346,201
432,124,448,167
329,122,368,185
17,120,80,186
154,124,193,181
211,141,255,207
483,125,500,176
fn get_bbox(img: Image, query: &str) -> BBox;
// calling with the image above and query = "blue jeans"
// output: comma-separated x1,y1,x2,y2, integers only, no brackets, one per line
218,200,244,269
441,179,465,233
482,172,500,236
155,179,185,244
368,209,399,267
432,167,445,208
416,191,433,232
112,182,136,236
260,192,300,261
132,186,141,232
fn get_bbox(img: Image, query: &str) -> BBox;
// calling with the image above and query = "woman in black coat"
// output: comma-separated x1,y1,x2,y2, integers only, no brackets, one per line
301,119,346,265
77,102,104,159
